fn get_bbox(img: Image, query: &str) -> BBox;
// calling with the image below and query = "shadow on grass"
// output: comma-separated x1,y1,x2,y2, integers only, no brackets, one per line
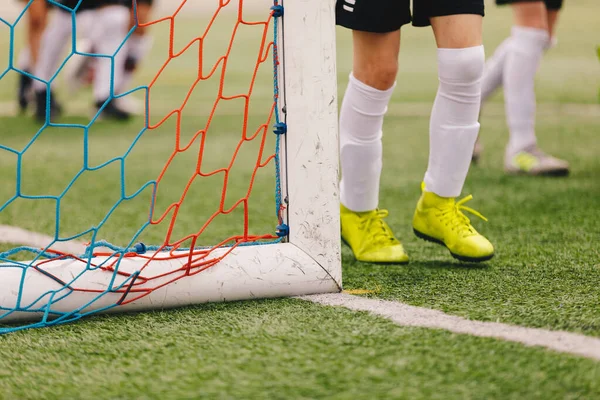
409,260,491,271
342,252,491,272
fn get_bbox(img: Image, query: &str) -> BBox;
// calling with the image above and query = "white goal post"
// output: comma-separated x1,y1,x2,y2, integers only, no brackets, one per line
0,0,341,324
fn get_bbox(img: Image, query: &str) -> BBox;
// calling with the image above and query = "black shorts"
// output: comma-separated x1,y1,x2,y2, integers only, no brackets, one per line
496,0,563,11
336,0,485,31
135,0,154,5
58,0,129,12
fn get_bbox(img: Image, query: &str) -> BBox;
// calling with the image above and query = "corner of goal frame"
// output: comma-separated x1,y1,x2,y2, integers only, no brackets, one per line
0,0,341,329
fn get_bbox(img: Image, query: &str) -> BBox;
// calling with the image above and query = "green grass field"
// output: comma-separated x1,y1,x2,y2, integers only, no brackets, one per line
1,1,599,398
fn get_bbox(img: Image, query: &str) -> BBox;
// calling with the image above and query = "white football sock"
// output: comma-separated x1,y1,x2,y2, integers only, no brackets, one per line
481,37,511,103
504,26,549,156
118,33,153,93
482,33,555,106
32,10,72,92
340,73,395,212
17,47,31,71
424,45,484,198
127,33,153,62
87,6,129,102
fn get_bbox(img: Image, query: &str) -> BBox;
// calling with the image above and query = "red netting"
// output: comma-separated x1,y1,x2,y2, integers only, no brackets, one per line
0,0,286,332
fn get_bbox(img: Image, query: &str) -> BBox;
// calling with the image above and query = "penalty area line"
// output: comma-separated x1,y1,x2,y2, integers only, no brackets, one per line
299,293,600,362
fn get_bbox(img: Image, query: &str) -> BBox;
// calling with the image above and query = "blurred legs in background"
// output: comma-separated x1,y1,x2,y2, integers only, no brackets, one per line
16,0,50,113
476,0,569,176
32,1,131,121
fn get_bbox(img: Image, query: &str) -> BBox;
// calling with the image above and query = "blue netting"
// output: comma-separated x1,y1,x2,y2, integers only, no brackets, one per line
0,0,286,334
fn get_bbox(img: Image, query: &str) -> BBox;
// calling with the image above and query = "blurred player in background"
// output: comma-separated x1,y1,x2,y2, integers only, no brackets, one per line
336,0,494,264
120,0,154,100
32,0,131,121
66,0,154,115
475,0,569,176
16,0,51,113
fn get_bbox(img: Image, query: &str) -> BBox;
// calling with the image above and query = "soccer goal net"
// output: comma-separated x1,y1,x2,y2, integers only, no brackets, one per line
0,0,340,333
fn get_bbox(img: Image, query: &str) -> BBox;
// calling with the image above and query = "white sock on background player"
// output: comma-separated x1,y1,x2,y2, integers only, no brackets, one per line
32,10,72,92
118,34,153,93
482,29,555,104
339,73,395,212
504,26,549,156
87,5,129,102
481,37,511,102
424,45,484,198
17,47,32,71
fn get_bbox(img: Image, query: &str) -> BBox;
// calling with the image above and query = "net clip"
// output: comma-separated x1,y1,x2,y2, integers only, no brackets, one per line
271,5,284,17
133,242,147,254
273,122,287,135
276,223,289,237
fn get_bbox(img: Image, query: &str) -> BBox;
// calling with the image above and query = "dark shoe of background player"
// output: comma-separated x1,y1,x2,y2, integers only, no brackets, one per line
95,99,131,121
34,89,63,122
18,72,33,113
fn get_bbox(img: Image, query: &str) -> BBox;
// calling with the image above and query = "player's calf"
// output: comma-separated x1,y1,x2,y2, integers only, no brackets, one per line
419,33,493,262
424,45,484,198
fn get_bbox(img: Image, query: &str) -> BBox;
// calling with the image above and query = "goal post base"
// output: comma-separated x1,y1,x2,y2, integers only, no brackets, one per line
0,243,342,324
0,0,342,331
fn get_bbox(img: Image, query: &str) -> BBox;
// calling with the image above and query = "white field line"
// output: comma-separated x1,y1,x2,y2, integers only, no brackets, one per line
2,225,599,362
0,225,87,255
300,293,600,362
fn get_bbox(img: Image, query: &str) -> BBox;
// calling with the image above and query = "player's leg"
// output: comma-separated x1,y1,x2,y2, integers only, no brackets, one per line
476,1,544,164
86,2,131,120
121,0,153,92
479,0,548,107
480,38,511,106
502,1,547,165
17,0,49,112
16,45,32,111
546,8,560,37
411,5,494,262
472,34,511,164
63,11,97,94
502,1,568,175
32,6,72,121
26,0,48,66
335,0,410,263
475,0,561,167
32,0,101,120
65,0,153,108
116,0,154,114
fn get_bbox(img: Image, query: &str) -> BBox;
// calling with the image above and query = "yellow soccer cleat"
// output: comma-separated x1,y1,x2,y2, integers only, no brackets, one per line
412,188,494,263
505,146,569,177
340,204,409,264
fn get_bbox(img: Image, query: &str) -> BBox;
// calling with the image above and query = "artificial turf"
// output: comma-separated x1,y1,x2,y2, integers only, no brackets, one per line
0,1,598,398
1,299,599,400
